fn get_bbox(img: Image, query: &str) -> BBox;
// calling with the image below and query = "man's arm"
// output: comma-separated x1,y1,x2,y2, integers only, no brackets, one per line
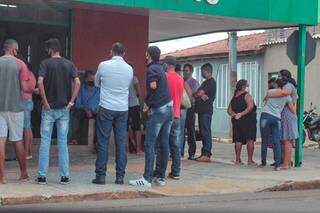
67,77,81,111
95,64,102,88
144,68,159,109
134,77,143,104
38,76,50,110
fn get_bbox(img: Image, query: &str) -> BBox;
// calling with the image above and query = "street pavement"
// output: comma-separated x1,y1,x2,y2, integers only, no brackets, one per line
1,142,320,206
2,189,320,212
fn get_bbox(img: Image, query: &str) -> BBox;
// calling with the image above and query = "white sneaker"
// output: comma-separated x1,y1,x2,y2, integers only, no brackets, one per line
129,177,151,188
154,178,166,186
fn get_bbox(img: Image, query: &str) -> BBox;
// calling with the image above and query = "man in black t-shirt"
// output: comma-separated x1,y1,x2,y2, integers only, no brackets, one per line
195,63,216,162
36,38,81,185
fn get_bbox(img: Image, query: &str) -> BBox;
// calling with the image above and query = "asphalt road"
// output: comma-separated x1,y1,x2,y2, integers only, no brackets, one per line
2,190,320,213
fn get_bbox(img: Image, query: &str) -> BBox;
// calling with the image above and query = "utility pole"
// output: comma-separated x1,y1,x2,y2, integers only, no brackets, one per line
228,31,238,137
229,31,238,96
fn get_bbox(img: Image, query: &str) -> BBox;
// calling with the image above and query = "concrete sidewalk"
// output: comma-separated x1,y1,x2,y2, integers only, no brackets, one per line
1,142,320,205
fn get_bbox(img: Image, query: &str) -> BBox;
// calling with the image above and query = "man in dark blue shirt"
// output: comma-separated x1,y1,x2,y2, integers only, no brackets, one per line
195,63,216,162
130,46,173,187
71,70,100,145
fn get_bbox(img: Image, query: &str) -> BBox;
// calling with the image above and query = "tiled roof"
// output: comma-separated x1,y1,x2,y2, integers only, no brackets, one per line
161,33,266,60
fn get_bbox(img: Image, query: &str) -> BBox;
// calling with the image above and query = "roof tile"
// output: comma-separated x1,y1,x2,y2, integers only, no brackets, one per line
162,32,266,60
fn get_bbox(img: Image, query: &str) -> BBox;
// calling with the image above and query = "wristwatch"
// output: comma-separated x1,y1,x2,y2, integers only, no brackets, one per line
68,102,74,106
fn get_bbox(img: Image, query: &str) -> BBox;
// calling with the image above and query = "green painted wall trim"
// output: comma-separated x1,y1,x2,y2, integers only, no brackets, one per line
73,0,320,25
318,0,320,22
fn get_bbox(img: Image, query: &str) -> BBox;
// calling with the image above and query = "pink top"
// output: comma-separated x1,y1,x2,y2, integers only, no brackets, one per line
16,58,29,84
22,67,36,100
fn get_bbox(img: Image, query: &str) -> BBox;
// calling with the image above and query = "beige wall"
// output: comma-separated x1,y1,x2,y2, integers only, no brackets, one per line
263,41,320,110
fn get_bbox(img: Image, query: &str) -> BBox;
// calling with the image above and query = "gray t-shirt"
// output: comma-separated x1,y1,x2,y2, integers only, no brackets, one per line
128,76,140,107
0,56,26,112
262,89,292,119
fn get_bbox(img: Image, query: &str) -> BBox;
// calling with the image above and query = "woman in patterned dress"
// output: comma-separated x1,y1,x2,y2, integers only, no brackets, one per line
266,70,298,169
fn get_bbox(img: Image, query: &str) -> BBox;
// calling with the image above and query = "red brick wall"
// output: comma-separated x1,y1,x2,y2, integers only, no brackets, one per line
72,8,149,97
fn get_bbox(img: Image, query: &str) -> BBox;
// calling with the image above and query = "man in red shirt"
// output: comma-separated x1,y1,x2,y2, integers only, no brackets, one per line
156,56,184,180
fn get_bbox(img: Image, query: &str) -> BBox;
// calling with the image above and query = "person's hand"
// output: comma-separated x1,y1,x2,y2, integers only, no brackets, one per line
85,109,93,118
264,94,269,102
197,89,205,97
143,103,149,113
66,103,73,111
201,94,209,101
42,101,51,110
234,113,242,120
34,88,39,95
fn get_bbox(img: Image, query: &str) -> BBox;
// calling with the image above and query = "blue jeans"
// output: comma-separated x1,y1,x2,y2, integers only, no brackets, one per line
260,113,281,168
198,113,213,157
179,109,187,156
155,117,181,177
169,118,181,176
95,107,128,179
143,104,173,183
38,108,70,177
23,99,34,129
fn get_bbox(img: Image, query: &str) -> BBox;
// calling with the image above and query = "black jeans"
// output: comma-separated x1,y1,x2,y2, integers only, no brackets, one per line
71,109,97,142
186,107,197,157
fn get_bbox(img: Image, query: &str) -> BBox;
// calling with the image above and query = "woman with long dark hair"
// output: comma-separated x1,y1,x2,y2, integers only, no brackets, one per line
266,69,298,169
228,79,257,165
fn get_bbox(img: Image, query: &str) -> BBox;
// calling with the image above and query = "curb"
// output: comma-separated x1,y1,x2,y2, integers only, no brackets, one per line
0,190,165,206
261,180,320,192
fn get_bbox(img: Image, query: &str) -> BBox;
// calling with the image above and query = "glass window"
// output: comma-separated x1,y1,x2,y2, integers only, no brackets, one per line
216,64,229,109
237,61,263,107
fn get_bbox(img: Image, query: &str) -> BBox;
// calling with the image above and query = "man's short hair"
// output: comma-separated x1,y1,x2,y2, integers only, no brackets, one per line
45,38,61,52
183,63,194,72
112,42,125,55
201,63,213,74
164,55,177,66
84,70,95,79
175,64,181,72
3,39,18,50
147,46,161,63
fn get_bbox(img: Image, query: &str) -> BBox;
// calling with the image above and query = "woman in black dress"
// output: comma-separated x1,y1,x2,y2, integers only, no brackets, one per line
228,80,257,165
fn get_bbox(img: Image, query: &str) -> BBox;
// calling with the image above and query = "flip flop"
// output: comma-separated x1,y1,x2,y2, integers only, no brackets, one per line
247,161,258,166
233,160,244,165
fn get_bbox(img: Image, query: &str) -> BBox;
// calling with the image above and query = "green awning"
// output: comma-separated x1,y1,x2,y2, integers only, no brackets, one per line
75,0,320,26
1,0,319,41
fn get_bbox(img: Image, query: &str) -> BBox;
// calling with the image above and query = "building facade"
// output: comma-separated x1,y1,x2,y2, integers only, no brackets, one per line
263,28,320,112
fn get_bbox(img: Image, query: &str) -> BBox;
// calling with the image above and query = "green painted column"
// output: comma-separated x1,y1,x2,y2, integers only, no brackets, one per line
295,24,307,167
